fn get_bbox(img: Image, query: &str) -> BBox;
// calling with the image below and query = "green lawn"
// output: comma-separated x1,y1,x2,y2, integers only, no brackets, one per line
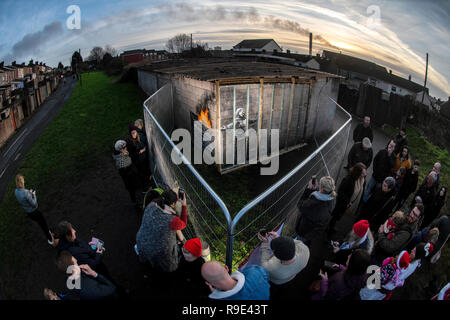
0,72,146,269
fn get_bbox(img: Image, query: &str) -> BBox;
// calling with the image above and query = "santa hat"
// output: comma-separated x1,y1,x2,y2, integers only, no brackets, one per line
396,251,411,270
183,238,202,257
438,283,450,300
416,242,434,259
353,220,370,238
383,217,397,233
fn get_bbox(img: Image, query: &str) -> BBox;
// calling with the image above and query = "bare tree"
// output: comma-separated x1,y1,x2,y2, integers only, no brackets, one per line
87,46,105,63
104,45,117,57
165,34,191,53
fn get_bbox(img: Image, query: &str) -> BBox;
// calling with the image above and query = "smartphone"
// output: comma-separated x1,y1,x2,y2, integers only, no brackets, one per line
323,260,339,270
91,237,104,251
311,175,317,185
178,188,185,199
259,228,268,237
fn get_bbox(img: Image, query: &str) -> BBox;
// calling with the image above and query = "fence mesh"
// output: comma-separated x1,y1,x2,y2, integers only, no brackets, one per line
143,84,351,269
143,84,231,263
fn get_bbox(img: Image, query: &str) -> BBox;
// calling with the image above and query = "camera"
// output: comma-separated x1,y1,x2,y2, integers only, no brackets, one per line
259,228,268,237
178,188,185,199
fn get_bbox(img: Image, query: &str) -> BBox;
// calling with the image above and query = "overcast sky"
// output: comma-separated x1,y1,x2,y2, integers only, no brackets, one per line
0,0,448,100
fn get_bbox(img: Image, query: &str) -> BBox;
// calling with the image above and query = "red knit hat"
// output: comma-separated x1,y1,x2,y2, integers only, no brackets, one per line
396,251,411,269
183,238,202,257
353,220,370,238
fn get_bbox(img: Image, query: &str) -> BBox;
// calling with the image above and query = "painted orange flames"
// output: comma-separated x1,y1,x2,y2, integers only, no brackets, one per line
198,107,212,128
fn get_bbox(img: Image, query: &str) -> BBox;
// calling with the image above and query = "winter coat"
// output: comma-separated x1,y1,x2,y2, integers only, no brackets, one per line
136,127,148,147
347,142,373,169
66,273,117,300
428,215,450,259
414,182,437,214
353,123,373,143
394,134,408,155
372,149,396,183
314,265,368,300
175,256,210,297
208,265,270,300
374,221,418,260
392,153,412,174
57,238,102,269
136,203,187,272
360,186,396,230
296,191,335,241
126,137,148,167
396,169,419,201
332,175,365,220
14,188,38,213
334,230,374,265
112,150,139,192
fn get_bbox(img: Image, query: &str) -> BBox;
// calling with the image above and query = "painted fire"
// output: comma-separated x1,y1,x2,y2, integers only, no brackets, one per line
198,107,212,128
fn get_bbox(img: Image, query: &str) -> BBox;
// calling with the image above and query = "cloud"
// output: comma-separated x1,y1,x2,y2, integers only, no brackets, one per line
10,21,64,58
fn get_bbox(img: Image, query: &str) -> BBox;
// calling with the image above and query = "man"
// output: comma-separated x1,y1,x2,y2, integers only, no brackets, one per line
134,119,148,146
363,139,396,202
56,251,117,300
201,261,270,300
296,176,336,246
353,116,373,143
431,162,441,188
413,171,438,220
393,128,408,155
374,204,424,262
347,137,373,169
258,232,310,287
394,159,420,211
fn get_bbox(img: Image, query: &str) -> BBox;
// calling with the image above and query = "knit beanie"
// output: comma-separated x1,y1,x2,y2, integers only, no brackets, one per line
353,220,370,238
396,251,411,269
114,140,127,151
270,236,296,261
384,176,396,189
183,238,202,257
362,137,372,149
415,242,434,260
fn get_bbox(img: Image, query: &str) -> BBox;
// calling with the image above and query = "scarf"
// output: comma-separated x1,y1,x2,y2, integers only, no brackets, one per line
347,176,364,215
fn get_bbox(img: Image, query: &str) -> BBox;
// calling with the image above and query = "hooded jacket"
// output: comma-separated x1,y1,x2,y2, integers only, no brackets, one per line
57,238,102,269
347,142,373,169
296,191,335,241
375,221,418,259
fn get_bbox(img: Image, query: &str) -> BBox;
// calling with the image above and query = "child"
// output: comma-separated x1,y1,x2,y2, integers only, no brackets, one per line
379,250,411,300
382,211,406,239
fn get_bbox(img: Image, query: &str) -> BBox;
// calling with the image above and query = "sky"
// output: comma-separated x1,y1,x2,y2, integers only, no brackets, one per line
0,0,449,100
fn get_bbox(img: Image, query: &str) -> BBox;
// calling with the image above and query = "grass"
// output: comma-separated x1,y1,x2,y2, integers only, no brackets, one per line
382,124,450,291
0,72,146,272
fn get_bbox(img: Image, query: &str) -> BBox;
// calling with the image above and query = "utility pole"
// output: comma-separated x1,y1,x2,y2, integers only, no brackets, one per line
421,52,428,103
191,34,193,50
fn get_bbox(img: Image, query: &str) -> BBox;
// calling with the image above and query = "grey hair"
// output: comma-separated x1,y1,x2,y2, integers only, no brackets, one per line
384,176,396,189
134,119,144,128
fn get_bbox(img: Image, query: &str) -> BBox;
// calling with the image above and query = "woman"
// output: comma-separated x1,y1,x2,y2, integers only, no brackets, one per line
421,186,447,228
328,163,366,234
126,124,151,191
136,189,188,272
359,176,397,232
392,146,412,174
313,249,371,300
14,174,54,245
112,139,139,207
331,220,374,265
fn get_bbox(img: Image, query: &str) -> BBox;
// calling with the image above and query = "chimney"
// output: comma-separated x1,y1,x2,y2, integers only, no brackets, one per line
389,69,392,74
408,75,411,81
309,33,312,56
286,49,290,54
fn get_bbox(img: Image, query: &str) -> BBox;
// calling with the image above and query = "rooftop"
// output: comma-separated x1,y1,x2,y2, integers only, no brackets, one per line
137,57,340,85
233,39,278,49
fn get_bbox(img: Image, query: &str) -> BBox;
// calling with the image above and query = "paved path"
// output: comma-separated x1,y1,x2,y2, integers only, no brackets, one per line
0,77,77,203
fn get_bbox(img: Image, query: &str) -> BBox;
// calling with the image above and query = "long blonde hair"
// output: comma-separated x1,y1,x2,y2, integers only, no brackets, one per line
15,174,25,189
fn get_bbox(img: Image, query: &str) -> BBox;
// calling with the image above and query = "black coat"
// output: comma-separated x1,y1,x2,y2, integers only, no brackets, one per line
397,169,419,200
353,123,373,143
65,273,117,300
347,142,373,169
374,220,418,261
296,193,335,241
126,137,148,166
360,186,396,230
332,175,365,219
394,134,408,155
372,149,396,183
57,238,102,269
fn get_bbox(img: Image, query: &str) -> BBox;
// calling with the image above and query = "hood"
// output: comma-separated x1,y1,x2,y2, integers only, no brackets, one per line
209,270,245,299
311,191,334,202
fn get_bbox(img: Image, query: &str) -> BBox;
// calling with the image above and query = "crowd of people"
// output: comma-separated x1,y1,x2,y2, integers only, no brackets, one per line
12,115,449,301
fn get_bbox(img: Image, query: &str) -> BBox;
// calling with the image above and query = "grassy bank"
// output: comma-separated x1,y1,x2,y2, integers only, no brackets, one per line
0,72,146,269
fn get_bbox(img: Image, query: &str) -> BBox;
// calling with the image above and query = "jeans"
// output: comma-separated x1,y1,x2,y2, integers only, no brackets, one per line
27,209,52,241
363,176,381,203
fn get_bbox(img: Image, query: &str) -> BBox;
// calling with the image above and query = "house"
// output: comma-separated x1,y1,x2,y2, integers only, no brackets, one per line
121,49,146,64
232,39,282,53
440,97,450,120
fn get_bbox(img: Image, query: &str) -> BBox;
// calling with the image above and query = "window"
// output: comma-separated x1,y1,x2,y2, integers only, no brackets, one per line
391,86,397,92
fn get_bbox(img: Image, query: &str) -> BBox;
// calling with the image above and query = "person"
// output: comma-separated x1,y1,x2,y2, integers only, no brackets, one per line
408,227,439,251
359,250,411,300
359,176,397,231
393,128,408,155
313,249,371,300
394,159,420,211
392,146,411,175
56,251,117,300
393,167,407,195
134,119,148,146
112,139,140,207
175,238,209,298
353,116,373,143
331,220,374,265
295,176,336,246
426,215,450,264
413,171,438,223
258,231,310,287
201,261,270,300
14,174,54,245
400,242,434,282
373,204,424,263
135,189,187,272
346,138,373,169
431,283,450,300
431,162,441,188
421,186,447,228
328,163,366,234
126,124,151,191
363,140,396,203
379,211,407,240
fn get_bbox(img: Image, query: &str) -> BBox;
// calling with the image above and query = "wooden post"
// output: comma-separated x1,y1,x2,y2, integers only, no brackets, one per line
421,53,428,104
257,78,264,156
285,77,296,149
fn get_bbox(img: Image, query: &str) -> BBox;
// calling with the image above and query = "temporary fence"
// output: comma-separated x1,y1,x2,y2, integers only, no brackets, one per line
143,83,351,270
